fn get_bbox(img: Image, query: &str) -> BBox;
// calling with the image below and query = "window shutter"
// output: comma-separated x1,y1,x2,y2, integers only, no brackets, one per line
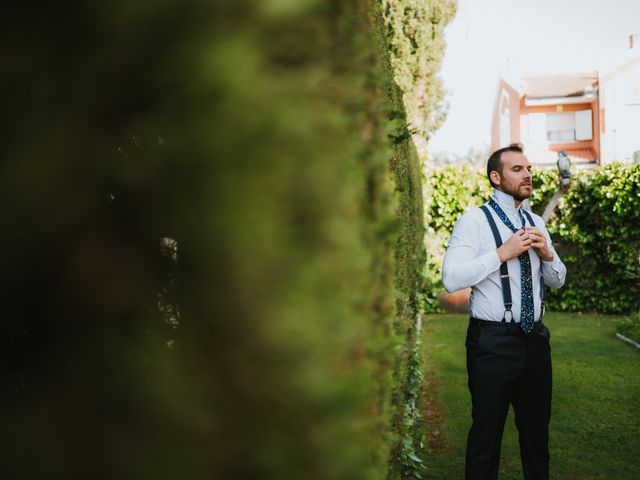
575,110,593,140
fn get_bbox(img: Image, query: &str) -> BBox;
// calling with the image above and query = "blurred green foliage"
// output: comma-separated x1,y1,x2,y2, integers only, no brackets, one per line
549,163,640,313
422,163,493,310
0,0,453,479
423,163,640,315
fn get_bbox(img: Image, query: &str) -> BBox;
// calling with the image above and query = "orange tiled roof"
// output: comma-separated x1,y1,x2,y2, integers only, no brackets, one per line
564,148,598,162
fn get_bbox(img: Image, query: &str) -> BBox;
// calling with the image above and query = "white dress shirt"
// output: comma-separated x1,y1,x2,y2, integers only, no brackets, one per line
442,189,567,323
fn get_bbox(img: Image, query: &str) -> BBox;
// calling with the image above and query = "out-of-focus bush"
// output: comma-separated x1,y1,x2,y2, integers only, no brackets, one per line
423,163,640,315
549,163,640,313
0,1,450,479
422,164,493,310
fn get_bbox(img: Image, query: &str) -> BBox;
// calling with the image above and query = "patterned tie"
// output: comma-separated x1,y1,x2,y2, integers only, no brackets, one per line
488,198,535,333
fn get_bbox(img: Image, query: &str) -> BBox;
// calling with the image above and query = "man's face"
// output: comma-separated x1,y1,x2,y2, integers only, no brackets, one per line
491,151,532,201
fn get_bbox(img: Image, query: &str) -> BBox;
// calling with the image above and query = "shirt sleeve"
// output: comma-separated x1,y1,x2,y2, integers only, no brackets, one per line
539,223,567,289
442,214,502,292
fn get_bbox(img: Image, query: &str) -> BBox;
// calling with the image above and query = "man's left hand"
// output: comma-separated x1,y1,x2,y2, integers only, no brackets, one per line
525,227,553,261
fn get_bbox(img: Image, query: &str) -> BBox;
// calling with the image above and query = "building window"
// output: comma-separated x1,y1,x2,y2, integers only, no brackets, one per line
547,129,575,142
546,112,576,143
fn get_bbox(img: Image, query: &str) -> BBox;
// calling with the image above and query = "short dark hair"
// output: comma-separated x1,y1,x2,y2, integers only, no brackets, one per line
487,143,524,188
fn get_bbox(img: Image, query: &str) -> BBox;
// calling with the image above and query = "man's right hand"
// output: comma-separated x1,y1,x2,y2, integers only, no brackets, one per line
497,229,532,263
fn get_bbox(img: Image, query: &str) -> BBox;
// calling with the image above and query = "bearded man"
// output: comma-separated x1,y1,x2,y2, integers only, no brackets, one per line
442,143,567,480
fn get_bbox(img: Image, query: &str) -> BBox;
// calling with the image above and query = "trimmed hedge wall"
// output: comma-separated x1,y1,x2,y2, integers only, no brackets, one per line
381,1,456,478
0,1,453,479
423,163,640,315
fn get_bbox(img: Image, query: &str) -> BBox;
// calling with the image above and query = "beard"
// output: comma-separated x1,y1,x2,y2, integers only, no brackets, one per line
500,179,532,201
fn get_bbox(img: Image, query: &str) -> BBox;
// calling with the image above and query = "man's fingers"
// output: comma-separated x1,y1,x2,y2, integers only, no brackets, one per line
525,228,547,248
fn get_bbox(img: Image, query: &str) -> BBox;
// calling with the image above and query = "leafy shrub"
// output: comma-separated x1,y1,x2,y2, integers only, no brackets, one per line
547,163,640,313
0,1,451,479
422,164,492,310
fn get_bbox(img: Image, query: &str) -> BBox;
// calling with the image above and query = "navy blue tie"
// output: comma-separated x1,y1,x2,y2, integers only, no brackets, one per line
488,198,535,333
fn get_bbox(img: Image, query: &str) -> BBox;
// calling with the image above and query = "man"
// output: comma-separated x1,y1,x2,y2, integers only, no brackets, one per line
442,143,567,480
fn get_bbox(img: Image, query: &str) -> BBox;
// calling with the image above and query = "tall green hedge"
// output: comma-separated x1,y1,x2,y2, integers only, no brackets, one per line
381,2,455,478
0,1,452,479
423,163,640,315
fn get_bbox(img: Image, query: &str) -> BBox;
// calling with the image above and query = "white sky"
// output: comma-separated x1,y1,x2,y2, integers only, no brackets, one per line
428,0,640,156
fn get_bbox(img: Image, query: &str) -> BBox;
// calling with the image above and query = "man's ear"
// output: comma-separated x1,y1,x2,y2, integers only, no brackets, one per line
489,170,501,187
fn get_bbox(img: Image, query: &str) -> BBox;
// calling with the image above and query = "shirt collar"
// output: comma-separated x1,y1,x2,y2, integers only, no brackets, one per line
491,188,520,216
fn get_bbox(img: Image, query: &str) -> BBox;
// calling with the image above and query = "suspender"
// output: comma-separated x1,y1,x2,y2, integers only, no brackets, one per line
479,205,546,322
480,205,514,321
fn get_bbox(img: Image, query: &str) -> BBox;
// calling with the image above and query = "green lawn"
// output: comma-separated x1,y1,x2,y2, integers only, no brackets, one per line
420,312,640,480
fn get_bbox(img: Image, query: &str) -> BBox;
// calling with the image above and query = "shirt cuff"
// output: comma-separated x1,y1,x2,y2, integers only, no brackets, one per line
542,253,562,272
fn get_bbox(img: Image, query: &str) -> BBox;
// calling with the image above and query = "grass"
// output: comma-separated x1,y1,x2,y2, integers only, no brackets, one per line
420,312,640,480
617,312,640,344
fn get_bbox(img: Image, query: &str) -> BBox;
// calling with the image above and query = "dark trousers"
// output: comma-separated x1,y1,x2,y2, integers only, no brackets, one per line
465,319,552,480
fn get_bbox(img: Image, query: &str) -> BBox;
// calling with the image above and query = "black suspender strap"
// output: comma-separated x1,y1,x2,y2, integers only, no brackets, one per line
480,205,514,321
521,208,534,226
521,209,546,317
